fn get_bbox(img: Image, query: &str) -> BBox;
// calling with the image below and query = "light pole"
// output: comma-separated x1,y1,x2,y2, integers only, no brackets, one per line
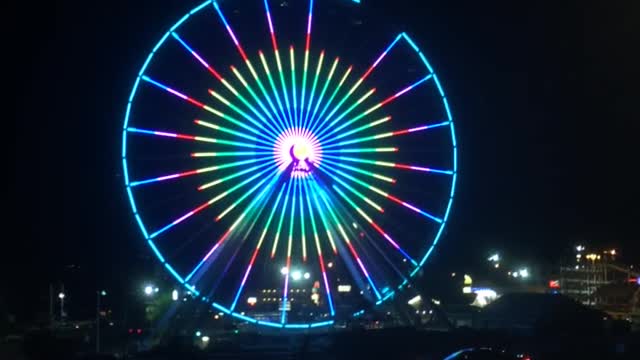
58,291,66,321
96,290,107,353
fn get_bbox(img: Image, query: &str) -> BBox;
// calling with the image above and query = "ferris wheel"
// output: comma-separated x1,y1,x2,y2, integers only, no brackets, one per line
122,0,457,329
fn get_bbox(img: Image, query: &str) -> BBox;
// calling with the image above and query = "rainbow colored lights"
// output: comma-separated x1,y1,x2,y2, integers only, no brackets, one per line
122,0,457,329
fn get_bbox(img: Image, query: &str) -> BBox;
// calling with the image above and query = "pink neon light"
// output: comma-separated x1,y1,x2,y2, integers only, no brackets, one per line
266,11,275,34
408,125,429,132
369,221,401,250
190,51,224,80
166,88,188,100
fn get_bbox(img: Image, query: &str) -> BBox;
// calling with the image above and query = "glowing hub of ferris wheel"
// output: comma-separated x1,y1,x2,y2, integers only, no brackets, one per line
274,128,322,177
121,0,458,329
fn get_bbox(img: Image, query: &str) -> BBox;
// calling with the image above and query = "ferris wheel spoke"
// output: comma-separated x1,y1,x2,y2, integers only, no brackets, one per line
185,176,277,284
280,176,299,324
299,0,315,129
321,164,443,224
296,179,308,262
322,147,398,154
270,180,294,258
171,31,285,139
129,156,271,187
229,183,286,312
332,185,417,266
258,51,290,129
312,180,382,300
197,160,272,191
126,127,271,151
305,56,340,134
301,179,336,316
317,74,434,143
307,65,353,136
224,66,286,135
320,115,390,147
323,120,450,149
301,50,324,130
313,87,377,141
140,76,274,143
321,157,396,184
308,183,338,254
289,46,299,128
317,164,385,213
208,88,280,140
191,151,272,157
262,0,295,127
211,1,284,127
215,168,283,222
147,165,275,240
194,119,273,148
127,127,271,154
323,155,454,176
310,34,402,136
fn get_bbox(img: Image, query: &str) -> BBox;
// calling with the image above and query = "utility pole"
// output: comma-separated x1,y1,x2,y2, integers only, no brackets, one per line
96,291,101,353
96,290,106,353
49,284,54,327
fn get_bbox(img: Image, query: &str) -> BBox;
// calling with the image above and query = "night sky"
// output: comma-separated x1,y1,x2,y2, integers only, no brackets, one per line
8,0,639,319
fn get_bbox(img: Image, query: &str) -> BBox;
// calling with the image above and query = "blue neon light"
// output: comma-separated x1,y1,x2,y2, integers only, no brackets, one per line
148,240,165,263
165,263,184,283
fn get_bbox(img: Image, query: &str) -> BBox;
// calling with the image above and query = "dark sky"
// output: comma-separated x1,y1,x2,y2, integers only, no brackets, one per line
8,0,639,319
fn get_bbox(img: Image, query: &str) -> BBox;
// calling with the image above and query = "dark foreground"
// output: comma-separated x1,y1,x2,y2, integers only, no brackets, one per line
2,327,639,360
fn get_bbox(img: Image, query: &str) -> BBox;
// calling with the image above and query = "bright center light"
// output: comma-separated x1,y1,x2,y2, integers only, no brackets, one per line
144,285,153,295
293,142,311,161
274,128,322,177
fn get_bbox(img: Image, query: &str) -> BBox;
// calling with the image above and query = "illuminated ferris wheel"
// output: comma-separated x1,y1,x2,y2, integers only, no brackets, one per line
121,0,457,329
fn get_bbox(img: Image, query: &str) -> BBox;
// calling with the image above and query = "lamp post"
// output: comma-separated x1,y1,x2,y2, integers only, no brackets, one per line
58,291,65,321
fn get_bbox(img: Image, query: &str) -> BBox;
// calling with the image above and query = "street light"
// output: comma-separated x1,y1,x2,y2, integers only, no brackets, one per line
144,285,154,296
58,292,65,321
291,270,302,281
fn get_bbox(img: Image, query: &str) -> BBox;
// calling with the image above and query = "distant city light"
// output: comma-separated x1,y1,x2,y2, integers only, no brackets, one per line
303,272,311,279
512,272,519,278
58,292,65,299
247,297,257,306
291,270,302,281
488,254,500,262
549,280,560,289
143,285,153,295
100,290,107,296
519,269,529,278
327,262,333,268
472,288,498,307
338,285,352,293
172,290,179,301
407,295,422,305
195,330,202,337
202,336,210,343
576,245,585,252
494,263,500,268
